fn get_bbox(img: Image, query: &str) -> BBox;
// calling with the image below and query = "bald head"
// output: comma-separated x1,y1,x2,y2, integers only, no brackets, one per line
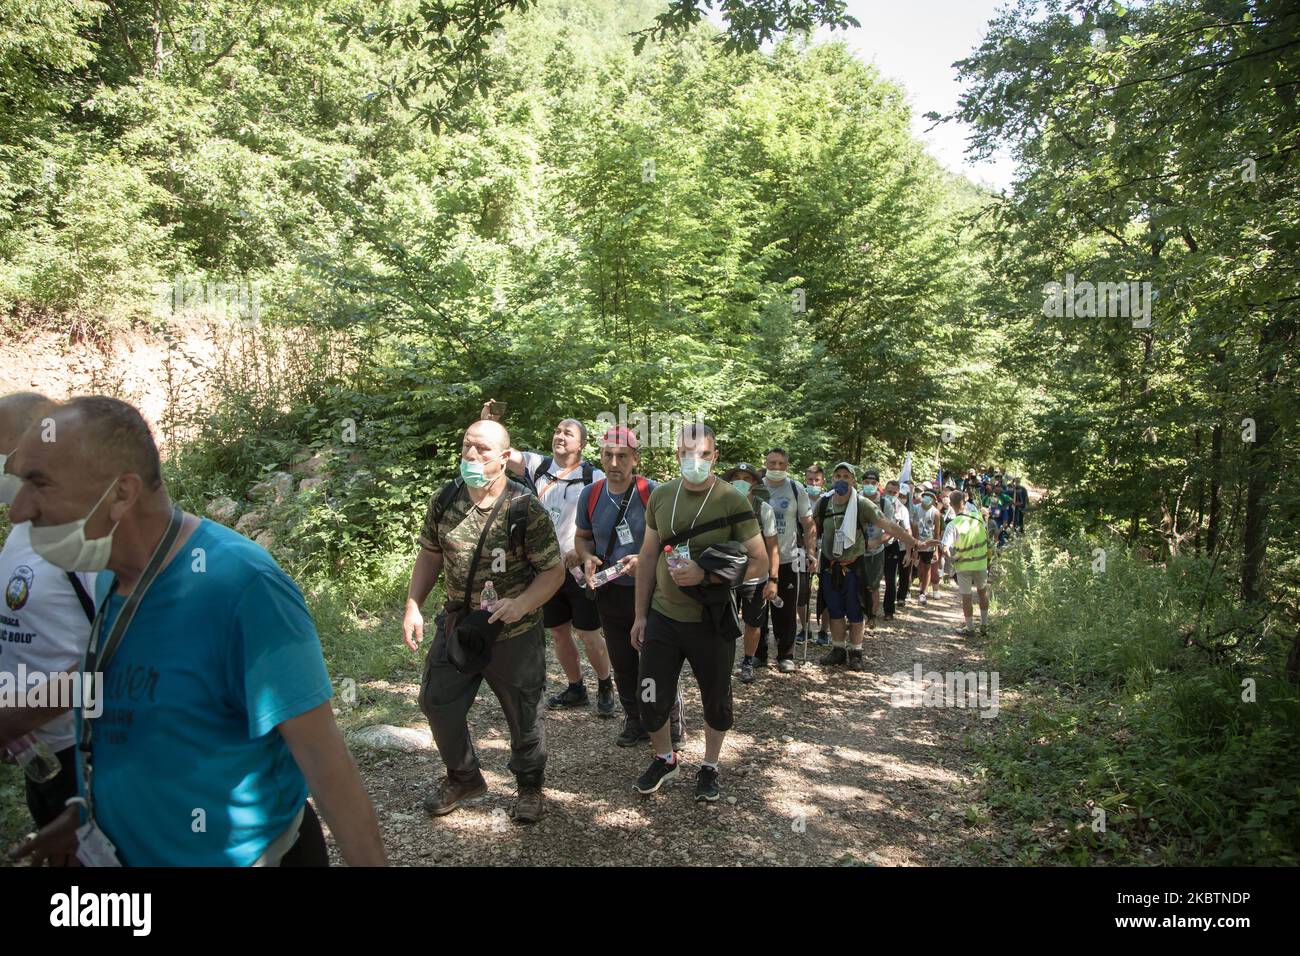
0,392,55,452
465,418,511,454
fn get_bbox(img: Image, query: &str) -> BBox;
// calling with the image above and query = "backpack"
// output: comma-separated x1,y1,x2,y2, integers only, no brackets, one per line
522,456,596,497
431,477,534,564
584,476,652,526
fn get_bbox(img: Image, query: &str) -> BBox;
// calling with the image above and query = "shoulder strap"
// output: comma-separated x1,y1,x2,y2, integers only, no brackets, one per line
599,483,637,561
533,456,553,485
433,477,465,526
464,491,510,606
581,461,595,484
815,494,829,528
66,572,95,623
506,482,532,561
660,512,749,549
586,478,605,525
634,476,651,508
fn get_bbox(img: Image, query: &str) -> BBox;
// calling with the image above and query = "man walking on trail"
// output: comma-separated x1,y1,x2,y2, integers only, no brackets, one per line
880,479,912,620
490,409,615,716
13,397,386,866
859,467,887,627
0,392,95,832
574,426,683,749
812,463,919,670
798,465,825,644
630,424,766,803
941,489,991,637
913,488,941,605
723,464,779,685
1013,478,1029,533
751,448,814,672
406,417,565,824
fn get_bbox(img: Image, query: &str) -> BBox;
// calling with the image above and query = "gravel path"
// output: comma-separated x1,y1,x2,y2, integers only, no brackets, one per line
337,579,998,866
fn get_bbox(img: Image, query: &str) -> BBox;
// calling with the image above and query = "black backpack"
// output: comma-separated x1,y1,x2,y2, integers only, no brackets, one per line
431,477,534,564
521,456,596,497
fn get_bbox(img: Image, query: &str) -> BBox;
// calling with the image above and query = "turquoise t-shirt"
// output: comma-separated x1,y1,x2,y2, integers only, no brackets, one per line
80,519,333,866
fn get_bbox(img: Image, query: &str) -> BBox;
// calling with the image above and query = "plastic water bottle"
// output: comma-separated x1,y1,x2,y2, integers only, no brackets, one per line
6,733,60,784
590,560,627,588
664,544,681,570
480,580,497,612
770,594,784,608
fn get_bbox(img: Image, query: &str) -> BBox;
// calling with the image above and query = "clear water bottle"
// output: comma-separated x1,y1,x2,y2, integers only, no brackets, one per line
663,545,682,570
770,594,784,608
6,733,60,784
479,580,497,612
590,560,627,588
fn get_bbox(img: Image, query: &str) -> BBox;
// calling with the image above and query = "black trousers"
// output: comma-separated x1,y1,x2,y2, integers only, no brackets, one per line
24,744,78,829
883,542,905,616
279,800,329,867
595,585,682,732
639,608,736,733
753,562,801,661
419,622,547,785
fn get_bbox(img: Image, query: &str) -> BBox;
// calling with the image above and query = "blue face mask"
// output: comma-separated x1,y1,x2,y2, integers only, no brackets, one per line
730,478,751,497
863,483,878,496
833,480,850,496
882,494,895,506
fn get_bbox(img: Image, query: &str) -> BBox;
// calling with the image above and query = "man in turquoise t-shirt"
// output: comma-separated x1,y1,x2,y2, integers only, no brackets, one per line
9,397,387,866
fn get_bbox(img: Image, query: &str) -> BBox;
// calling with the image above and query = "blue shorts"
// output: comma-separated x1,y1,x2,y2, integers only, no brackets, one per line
821,566,863,623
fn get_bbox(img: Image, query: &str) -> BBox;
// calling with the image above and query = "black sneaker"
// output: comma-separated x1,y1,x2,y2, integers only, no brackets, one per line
818,645,848,666
815,630,831,647
694,765,721,802
634,755,679,794
847,647,866,671
596,678,616,717
740,658,756,683
421,774,488,816
547,683,589,708
615,717,649,748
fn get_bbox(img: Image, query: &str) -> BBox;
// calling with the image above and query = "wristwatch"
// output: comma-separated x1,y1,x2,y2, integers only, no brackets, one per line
768,576,779,583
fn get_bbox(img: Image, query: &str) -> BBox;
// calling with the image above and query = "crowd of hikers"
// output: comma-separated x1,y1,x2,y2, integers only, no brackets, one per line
0,392,1028,865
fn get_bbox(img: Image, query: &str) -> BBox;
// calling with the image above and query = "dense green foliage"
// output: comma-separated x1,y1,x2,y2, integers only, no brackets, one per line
975,533,1300,864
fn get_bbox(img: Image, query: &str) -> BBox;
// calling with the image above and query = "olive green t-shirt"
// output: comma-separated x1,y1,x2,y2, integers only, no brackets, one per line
645,477,760,623
417,481,560,640
816,494,884,563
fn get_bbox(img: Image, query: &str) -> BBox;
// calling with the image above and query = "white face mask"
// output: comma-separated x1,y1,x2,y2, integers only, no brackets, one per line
29,478,121,572
0,451,20,505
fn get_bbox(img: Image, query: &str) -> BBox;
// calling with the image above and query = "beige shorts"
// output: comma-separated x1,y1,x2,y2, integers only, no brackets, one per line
955,569,988,595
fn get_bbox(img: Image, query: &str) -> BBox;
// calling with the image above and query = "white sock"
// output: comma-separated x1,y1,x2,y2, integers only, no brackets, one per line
657,751,675,763
832,640,846,648
701,761,717,771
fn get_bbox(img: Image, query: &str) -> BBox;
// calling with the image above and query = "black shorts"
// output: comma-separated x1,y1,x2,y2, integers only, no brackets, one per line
740,583,769,628
638,608,736,733
542,569,601,631
918,549,934,565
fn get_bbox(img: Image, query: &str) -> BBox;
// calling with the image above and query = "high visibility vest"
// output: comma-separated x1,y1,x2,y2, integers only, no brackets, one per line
950,513,989,571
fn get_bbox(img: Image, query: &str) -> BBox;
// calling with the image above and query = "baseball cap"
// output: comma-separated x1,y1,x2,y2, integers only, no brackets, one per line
599,425,639,449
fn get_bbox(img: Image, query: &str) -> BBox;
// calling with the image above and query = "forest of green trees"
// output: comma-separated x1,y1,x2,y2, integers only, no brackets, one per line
1,0,1296,865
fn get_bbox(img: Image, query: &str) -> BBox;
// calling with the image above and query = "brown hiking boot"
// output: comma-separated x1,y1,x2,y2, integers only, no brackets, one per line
511,783,545,824
422,774,488,817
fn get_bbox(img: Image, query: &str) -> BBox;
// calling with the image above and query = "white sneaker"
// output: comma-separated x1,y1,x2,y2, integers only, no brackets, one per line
919,593,928,606
777,659,797,674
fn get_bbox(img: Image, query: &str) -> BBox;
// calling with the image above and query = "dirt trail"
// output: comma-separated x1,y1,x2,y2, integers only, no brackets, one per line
342,578,997,866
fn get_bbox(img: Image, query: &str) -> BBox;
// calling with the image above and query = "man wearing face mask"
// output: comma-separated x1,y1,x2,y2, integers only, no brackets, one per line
798,465,826,647
406,417,565,823
810,464,918,669
913,486,942,605
858,467,887,628
879,479,912,621
721,464,779,685
492,410,615,718
753,449,814,672
629,424,765,802
11,397,386,867
0,393,96,833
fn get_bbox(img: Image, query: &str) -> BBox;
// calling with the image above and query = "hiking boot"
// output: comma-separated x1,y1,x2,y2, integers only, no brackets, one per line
511,781,544,824
421,774,488,817
615,717,649,748
815,630,831,647
847,647,866,671
596,678,617,717
740,658,756,683
818,645,848,666
694,765,721,803
634,755,680,794
777,658,797,674
753,655,770,669
547,683,588,709
956,623,975,637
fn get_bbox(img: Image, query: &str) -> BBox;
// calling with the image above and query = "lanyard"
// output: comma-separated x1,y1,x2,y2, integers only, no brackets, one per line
669,478,715,540
78,505,185,821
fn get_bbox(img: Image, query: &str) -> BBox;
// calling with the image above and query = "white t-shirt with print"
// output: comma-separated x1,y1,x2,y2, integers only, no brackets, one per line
520,451,606,555
0,523,97,751
761,477,811,564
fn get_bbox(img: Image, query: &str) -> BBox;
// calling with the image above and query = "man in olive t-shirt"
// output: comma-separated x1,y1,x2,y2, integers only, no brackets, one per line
629,423,765,803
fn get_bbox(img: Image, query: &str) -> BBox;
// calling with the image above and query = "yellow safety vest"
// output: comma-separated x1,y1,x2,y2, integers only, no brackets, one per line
950,513,989,571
